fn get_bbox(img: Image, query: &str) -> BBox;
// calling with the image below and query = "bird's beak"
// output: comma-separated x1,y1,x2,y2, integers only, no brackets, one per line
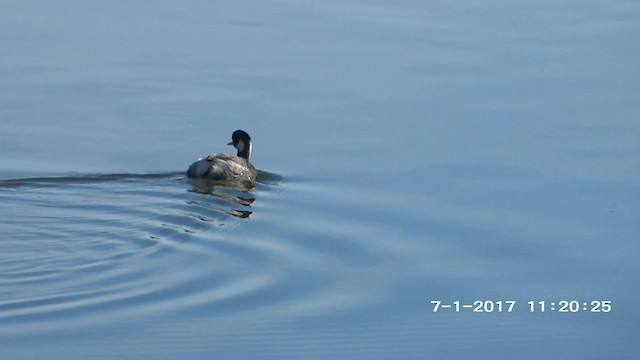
227,142,233,146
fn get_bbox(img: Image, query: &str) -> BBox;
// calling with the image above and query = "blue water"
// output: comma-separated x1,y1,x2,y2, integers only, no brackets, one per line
1,1,639,359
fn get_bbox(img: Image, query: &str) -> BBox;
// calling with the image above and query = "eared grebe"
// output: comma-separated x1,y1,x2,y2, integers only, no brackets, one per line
186,130,258,181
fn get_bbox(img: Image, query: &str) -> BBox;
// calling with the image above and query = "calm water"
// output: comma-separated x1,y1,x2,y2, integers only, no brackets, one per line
1,1,639,359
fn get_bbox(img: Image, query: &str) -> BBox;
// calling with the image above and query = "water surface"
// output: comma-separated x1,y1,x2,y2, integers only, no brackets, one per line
1,1,639,359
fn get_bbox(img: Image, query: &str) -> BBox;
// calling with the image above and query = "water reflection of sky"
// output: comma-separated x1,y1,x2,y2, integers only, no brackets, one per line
1,1,639,359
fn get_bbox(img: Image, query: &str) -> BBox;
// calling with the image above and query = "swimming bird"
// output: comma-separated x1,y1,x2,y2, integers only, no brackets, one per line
186,130,258,181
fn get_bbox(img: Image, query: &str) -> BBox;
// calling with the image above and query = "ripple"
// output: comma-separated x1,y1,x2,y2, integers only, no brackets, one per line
0,171,411,337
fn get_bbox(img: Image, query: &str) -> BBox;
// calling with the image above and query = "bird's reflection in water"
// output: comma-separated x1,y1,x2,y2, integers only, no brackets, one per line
187,178,256,219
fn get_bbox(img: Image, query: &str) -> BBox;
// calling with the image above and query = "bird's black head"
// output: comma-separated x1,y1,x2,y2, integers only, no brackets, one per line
227,130,252,159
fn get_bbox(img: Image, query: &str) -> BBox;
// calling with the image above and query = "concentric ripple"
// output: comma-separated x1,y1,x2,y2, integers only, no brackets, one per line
0,171,415,337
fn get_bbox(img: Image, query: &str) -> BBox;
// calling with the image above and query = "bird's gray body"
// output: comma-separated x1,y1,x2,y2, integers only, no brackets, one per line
186,153,257,181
